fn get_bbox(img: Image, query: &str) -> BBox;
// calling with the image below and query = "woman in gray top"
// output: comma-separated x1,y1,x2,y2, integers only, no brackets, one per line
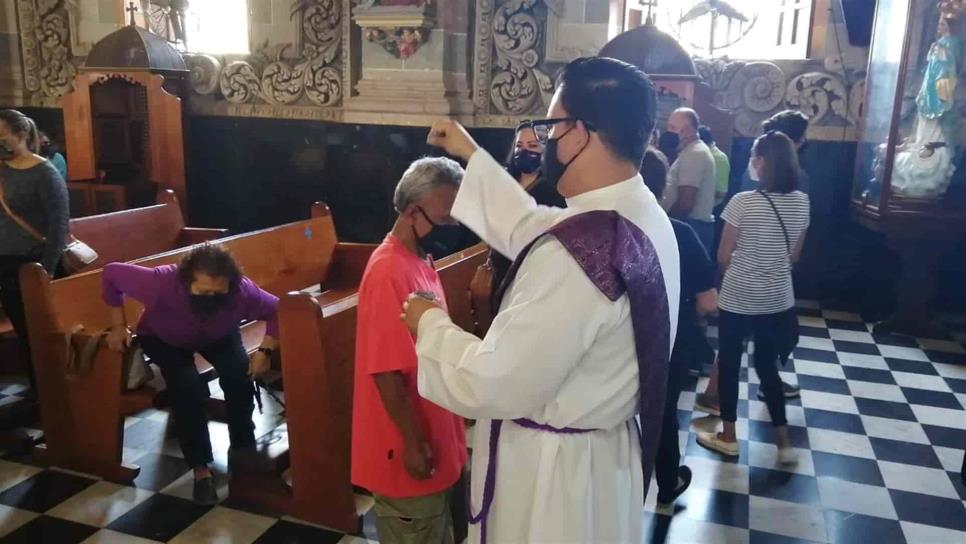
0,109,69,392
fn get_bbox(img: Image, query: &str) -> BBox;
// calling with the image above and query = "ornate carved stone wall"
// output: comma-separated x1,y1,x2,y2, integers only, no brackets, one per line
15,0,78,107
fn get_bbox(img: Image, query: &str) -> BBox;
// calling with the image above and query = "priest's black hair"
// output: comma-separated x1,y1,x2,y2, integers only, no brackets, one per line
556,56,656,166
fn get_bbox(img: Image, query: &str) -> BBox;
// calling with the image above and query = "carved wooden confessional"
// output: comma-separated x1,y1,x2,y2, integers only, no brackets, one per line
61,21,188,217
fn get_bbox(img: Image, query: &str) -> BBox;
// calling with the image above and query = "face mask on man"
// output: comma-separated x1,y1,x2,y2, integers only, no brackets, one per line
541,125,587,189
508,149,542,177
414,206,459,258
190,293,231,318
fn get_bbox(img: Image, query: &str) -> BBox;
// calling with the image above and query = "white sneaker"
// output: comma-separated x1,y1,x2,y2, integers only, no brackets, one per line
778,446,798,466
696,432,739,457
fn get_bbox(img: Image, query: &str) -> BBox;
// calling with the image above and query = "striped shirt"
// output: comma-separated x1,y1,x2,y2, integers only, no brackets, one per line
718,190,810,315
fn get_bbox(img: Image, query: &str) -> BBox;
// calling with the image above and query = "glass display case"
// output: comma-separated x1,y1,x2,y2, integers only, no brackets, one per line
852,0,966,221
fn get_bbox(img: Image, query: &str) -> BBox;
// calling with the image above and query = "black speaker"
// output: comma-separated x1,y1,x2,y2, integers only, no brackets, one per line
840,0,876,47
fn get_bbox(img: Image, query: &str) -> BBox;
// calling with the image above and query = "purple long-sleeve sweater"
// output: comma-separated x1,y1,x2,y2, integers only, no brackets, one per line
102,262,279,350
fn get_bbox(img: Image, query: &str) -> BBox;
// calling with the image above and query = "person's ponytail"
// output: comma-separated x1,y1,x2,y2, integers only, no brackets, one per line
24,116,40,154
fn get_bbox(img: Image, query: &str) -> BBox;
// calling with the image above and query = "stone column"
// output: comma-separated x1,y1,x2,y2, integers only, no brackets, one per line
0,1,24,105
345,0,473,125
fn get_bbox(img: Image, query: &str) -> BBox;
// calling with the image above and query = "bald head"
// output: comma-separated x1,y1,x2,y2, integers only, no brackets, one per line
668,108,700,142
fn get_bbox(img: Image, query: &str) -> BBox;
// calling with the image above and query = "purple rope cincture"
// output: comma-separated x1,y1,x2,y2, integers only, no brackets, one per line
467,419,594,544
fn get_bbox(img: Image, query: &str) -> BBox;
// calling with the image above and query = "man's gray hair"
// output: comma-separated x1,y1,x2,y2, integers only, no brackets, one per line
673,107,700,130
393,156,464,212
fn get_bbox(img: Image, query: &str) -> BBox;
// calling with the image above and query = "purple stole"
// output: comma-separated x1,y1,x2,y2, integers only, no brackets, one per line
470,210,671,542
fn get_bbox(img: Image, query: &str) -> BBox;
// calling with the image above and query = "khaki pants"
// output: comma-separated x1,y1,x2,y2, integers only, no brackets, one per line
373,489,455,544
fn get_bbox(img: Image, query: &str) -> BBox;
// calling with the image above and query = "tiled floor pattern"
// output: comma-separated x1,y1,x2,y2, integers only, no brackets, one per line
0,301,963,543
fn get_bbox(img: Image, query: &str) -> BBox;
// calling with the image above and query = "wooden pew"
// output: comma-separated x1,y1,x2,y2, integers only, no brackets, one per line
228,243,489,532
19,203,343,484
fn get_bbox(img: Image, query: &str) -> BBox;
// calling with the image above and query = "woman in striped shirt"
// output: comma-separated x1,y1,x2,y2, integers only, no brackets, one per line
697,131,809,463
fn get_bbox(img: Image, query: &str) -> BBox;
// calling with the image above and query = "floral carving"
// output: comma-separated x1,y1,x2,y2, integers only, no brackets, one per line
490,0,552,116
786,72,849,125
17,0,77,104
213,0,343,107
723,61,786,113
184,54,222,95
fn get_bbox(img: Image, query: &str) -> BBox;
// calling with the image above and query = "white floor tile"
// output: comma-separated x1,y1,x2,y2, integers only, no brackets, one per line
860,415,931,444
160,470,230,502
81,530,163,544
891,372,952,392
817,476,898,520
933,445,966,472
900,521,966,544
800,390,859,414
847,381,907,403
878,346,930,362
46,481,154,527
910,405,966,430
0,504,38,537
807,428,876,459
877,461,960,499
792,359,846,380
933,362,966,380
680,455,750,494
836,352,890,370
678,391,697,411
168,506,276,544
0,460,41,494
657,516,750,544
798,316,827,328
748,441,815,476
748,496,828,542
829,329,876,344
798,336,837,352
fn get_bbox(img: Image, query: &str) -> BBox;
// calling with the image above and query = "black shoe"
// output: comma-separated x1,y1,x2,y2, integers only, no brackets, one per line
192,476,218,505
656,466,692,505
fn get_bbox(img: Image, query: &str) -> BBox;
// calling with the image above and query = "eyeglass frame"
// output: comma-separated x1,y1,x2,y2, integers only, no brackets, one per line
516,118,597,146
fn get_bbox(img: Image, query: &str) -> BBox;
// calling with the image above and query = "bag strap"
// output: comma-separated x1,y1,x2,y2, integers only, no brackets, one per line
0,168,46,242
757,190,791,255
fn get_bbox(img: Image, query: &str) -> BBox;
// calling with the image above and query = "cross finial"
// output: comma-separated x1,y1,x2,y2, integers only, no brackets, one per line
126,1,138,26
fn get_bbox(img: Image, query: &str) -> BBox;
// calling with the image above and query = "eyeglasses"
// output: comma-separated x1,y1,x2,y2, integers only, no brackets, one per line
516,118,596,146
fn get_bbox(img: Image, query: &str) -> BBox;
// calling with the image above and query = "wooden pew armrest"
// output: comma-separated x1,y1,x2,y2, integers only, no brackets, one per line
178,227,230,246
321,243,378,291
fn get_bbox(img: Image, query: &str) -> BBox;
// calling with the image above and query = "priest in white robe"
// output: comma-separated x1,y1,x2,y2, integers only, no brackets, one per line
402,57,681,544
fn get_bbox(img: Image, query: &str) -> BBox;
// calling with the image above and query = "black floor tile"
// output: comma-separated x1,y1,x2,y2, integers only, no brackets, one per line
900,387,963,410
945,376,966,394
842,366,897,385
796,307,823,318
106,493,212,541
884,357,939,376
921,424,966,450
811,451,885,486
747,420,810,449
797,375,851,396
799,326,830,339
676,409,692,430
832,340,880,356
889,489,966,531
0,470,96,512
793,347,838,364
0,515,99,544
924,351,966,365
680,486,750,529
803,408,866,435
122,418,172,452
749,467,820,505
868,437,943,469
131,452,191,492
824,510,906,544
252,519,347,544
824,319,868,332
872,333,920,348
854,398,918,422
949,470,966,501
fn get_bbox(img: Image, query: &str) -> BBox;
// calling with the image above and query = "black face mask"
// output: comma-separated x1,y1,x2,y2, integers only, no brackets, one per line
541,126,586,189
658,131,680,153
414,207,459,258
0,143,13,161
508,149,542,177
190,293,231,318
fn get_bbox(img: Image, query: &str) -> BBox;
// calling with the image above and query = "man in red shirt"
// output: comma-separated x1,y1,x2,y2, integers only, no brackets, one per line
352,157,467,544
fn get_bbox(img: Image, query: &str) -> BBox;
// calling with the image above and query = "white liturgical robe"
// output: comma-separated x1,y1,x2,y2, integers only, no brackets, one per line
415,149,680,544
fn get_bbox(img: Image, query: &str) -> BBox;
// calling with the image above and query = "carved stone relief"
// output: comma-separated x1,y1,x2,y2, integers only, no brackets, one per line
694,58,866,139
17,0,77,105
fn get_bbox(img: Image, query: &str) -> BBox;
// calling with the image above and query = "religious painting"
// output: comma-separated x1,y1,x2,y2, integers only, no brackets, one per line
365,27,428,59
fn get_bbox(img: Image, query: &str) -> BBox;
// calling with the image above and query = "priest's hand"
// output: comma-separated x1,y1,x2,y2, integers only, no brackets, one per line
427,119,480,162
401,293,444,334
403,439,435,480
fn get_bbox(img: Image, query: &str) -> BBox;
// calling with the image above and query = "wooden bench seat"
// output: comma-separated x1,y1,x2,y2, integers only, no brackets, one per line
20,202,354,484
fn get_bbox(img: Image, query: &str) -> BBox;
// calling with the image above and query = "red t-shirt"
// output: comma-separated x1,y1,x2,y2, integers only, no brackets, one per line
350,235,467,498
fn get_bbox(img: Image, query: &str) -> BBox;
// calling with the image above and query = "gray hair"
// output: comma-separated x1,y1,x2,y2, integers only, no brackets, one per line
393,156,464,212
673,107,700,130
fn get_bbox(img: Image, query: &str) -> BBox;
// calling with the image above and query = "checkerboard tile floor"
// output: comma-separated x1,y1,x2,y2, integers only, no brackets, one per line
0,301,963,543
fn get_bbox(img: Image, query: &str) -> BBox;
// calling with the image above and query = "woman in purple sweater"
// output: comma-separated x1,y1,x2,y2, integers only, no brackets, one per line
102,245,279,505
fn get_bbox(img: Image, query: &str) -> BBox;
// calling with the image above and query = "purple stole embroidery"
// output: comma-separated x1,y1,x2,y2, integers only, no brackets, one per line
469,210,670,542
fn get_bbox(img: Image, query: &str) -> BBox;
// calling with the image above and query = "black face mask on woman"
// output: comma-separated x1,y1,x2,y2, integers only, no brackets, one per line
508,149,542,177
190,293,231,318
541,125,588,189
